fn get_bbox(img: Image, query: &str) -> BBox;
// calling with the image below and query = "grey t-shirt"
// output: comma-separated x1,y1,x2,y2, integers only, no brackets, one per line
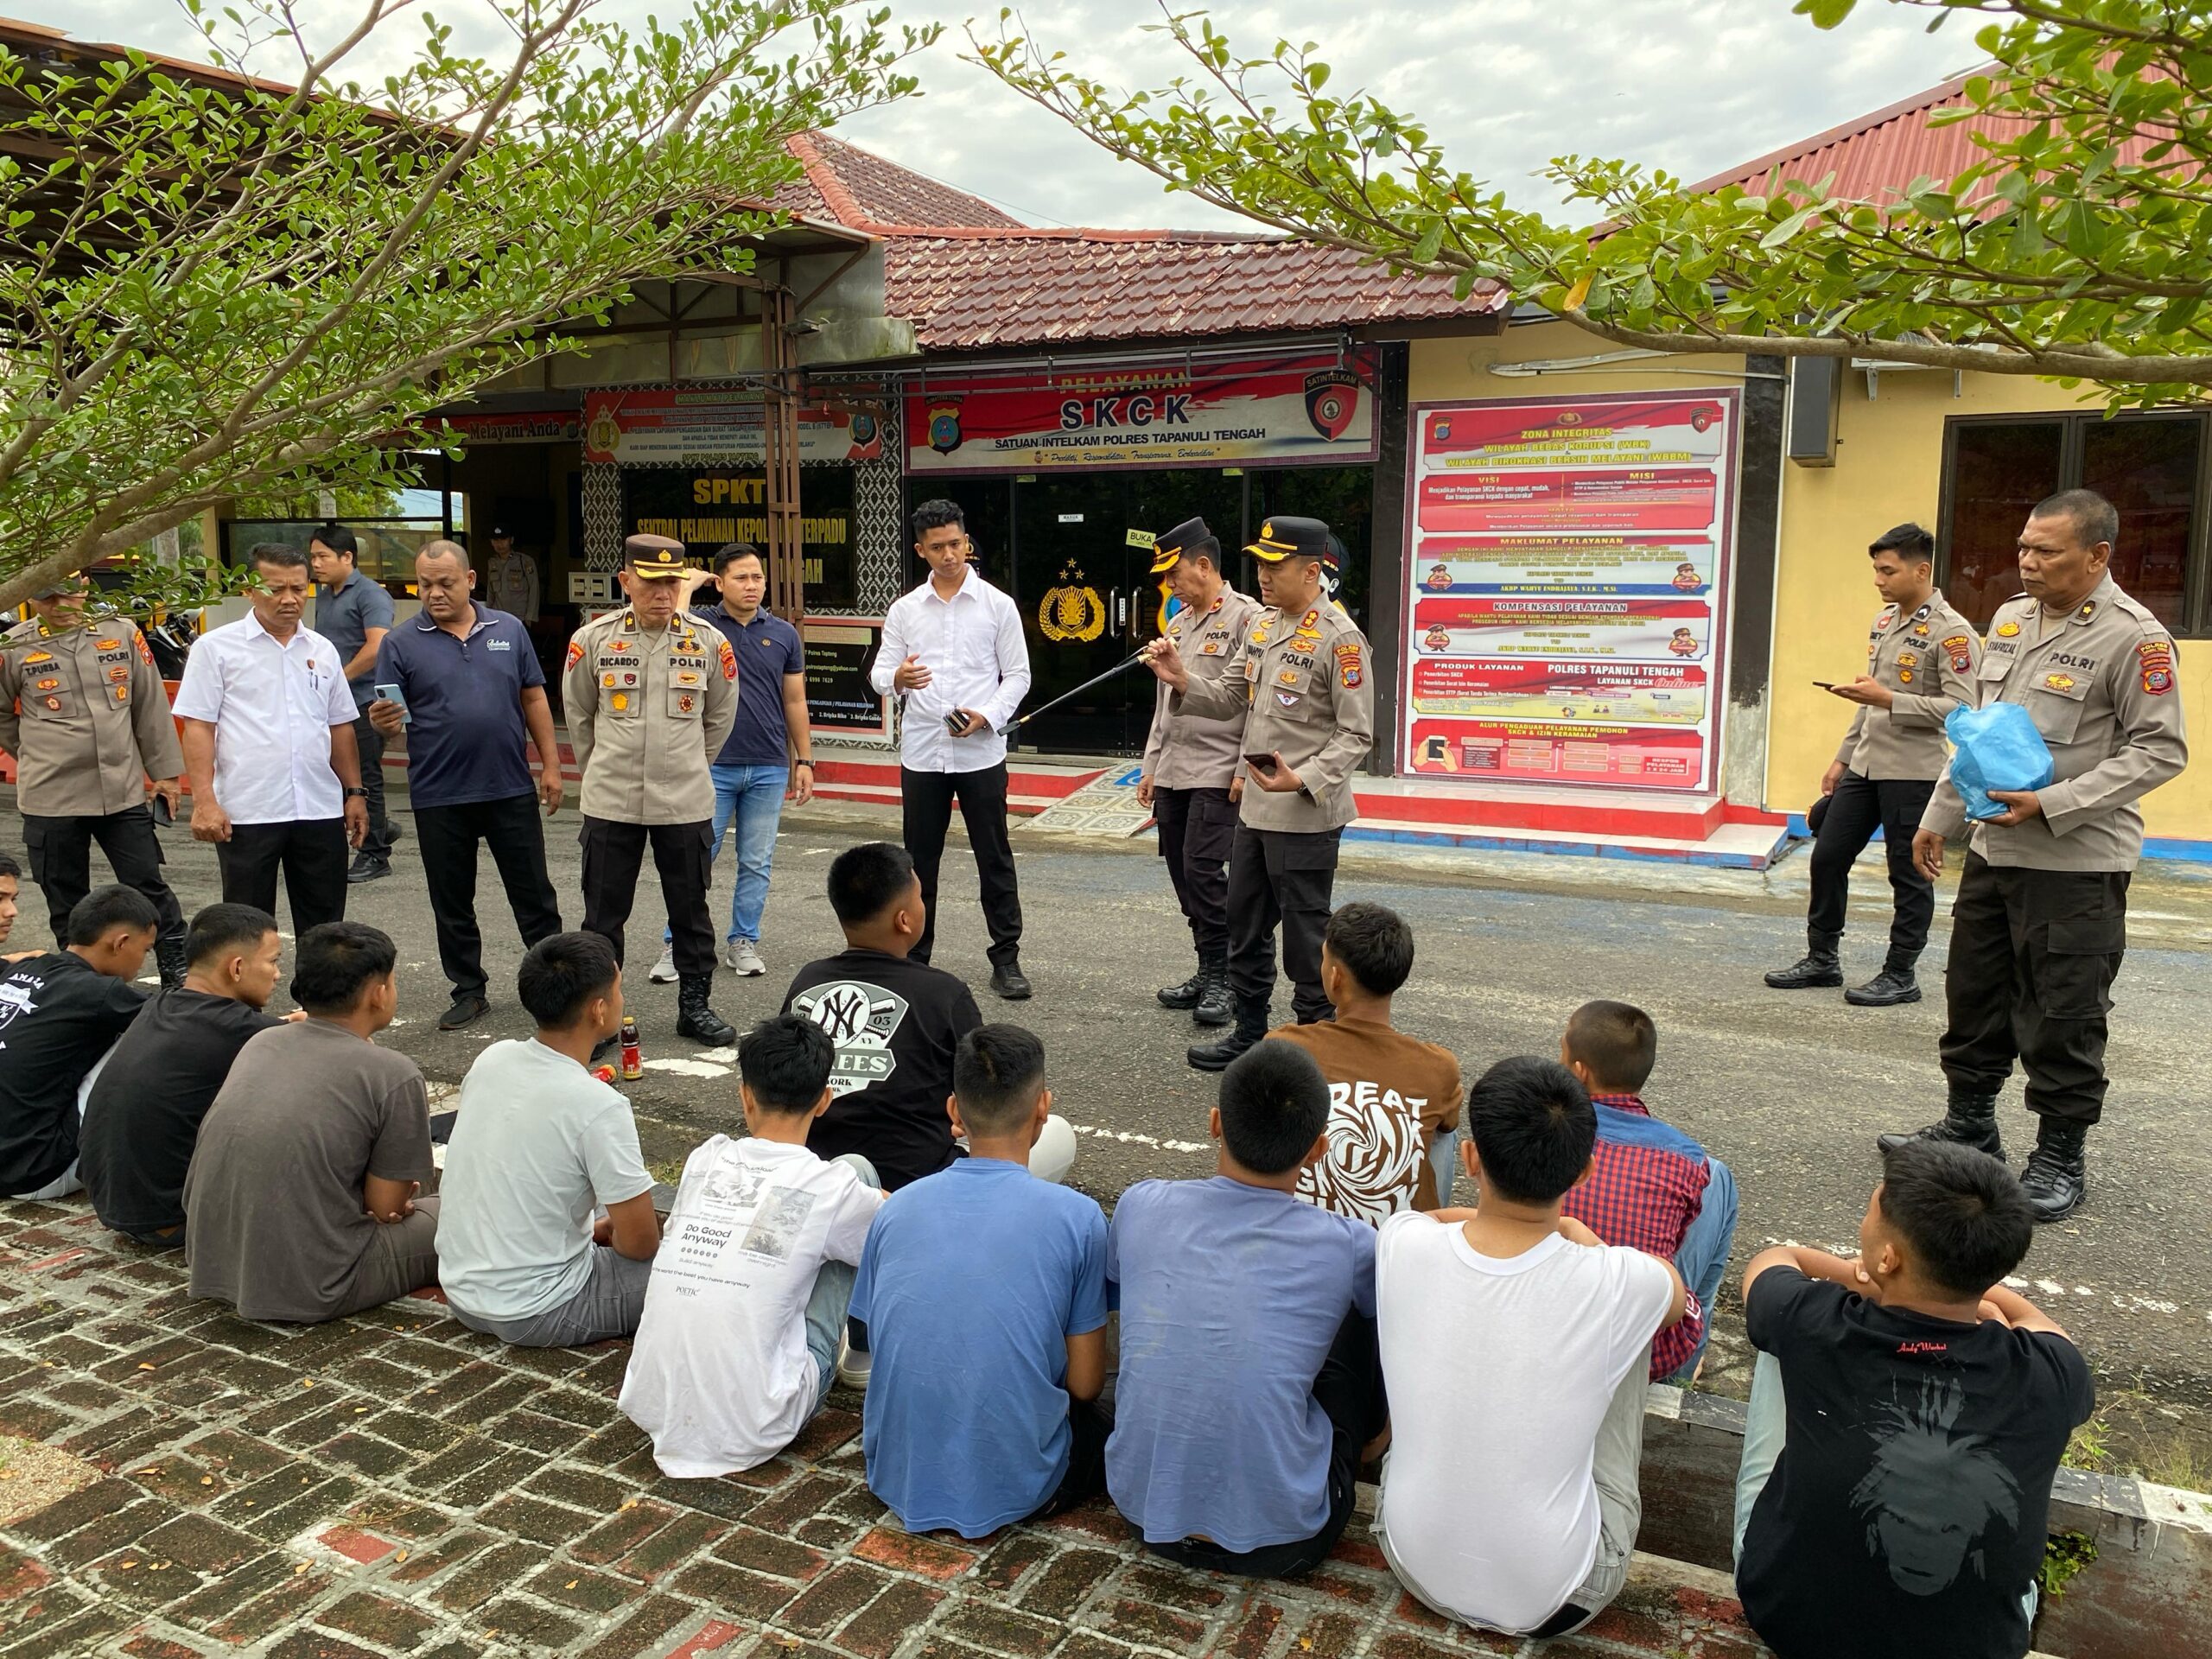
317,569,396,708
183,1019,434,1321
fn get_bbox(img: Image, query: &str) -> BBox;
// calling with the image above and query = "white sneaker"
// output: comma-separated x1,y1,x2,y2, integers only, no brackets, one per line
835,1332,871,1391
724,938,766,976
648,944,678,984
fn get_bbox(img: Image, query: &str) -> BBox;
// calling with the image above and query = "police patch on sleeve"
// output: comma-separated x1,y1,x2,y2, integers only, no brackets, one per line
718,639,738,682
1942,633,1972,673
1334,641,1362,689
2140,638,2175,695
566,640,585,671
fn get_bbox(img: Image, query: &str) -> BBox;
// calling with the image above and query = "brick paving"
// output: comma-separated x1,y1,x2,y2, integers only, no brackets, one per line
0,1198,1770,1658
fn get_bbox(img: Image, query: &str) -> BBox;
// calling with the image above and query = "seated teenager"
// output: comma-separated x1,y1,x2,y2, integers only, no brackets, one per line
784,842,1073,1190
1734,1141,2090,1659
184,922,439,1323
81,904,287,1246
1374,1056,1686,1638
439,932,659,1346
847,1023,1108,1538
0,886,157,1200
621,1014,886,1476
1558,999,1738,1383
1269,902,1462,1222
1108,1039,1384,1578
0,849,21,949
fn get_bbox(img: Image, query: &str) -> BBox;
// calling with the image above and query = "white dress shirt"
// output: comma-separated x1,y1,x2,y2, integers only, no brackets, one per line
870,569,1033,772
172,612,359,823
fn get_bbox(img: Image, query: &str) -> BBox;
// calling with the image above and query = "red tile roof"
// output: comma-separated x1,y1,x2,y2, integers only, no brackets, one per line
776,131,1026,232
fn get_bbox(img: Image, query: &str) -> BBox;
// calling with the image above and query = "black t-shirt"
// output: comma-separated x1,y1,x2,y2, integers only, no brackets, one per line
782,947,981,1190
80,988,282,1232
1738,1267,2095,1659
0,953,147,1194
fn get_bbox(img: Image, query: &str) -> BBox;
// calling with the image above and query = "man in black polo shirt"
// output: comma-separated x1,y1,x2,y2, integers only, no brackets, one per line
368,540,564,1029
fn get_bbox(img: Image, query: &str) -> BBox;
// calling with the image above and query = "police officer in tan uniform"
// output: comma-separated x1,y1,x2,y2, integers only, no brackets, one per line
0,575,189,986
1137,517,1264,1028
1880,490,2187,1223
565,535,741,1047
1144,516,1376,1070
1767,524,1980,1007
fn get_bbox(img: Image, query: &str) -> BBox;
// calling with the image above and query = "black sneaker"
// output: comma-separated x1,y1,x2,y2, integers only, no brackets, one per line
347,854,391,885
438,992,490,1031
990,963,1033,1001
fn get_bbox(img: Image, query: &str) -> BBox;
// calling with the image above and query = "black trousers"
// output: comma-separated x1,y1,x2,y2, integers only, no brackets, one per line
1147,1313,1384,1579
416,792,563,997
1939,853,2130,1127
21,806,185,950
352,711,393,861
1027,1398,1114,1523
1153,785,1237,959
1225,823,1342,1026
580,817,715,978
901,764,1022,969
216,818,349,938
1806,772,1936,956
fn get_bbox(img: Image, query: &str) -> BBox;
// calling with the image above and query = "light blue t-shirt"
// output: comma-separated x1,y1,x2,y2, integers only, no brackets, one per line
1105,1176,1376,1550
849,1158,1108,1537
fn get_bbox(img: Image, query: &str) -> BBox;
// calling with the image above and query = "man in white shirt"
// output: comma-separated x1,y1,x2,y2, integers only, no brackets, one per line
868,499,1033,1000
174,543,369,937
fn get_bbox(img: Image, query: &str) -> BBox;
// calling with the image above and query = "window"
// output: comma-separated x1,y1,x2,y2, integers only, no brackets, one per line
1938,412,2210,636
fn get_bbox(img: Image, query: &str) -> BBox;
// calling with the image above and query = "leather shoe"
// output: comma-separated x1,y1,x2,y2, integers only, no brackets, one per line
1188,1027,1264,1072
438,993,490,1032
990,963,1033,1001
1845,967,1922,1007
1764,950,1841,989
346,855,391,885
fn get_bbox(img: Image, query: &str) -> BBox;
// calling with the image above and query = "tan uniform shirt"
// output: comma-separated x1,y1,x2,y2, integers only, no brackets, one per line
1922,576,2187,871
1834,590,1982,780
563,607,738,824
1174,600,1376,833
1141,586,1264,791
0,615,183,817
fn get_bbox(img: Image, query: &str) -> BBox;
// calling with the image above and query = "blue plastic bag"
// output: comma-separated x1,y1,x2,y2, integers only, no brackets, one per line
1946,702,2055,821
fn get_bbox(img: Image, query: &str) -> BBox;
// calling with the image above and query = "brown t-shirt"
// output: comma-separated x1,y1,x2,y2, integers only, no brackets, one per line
1268,1018,1464,1224
183,1019,434,1321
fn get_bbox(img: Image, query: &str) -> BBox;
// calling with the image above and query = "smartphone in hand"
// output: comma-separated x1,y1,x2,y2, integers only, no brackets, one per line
150,793,175,828
1243,751,1279,776
374,683,411,726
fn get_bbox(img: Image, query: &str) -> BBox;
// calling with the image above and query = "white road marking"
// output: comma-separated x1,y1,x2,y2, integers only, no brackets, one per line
1069,1122,1209,1155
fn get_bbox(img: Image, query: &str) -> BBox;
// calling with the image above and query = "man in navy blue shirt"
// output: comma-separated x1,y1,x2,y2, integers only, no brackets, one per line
369,541,563,1029
310,525,398,883
651,543,814,985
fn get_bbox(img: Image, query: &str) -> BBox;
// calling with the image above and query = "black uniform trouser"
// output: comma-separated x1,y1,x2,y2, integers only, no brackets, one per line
217,818,349,938
1153,785,1236,959
579,817,715,979
1939,853,2129,1128
352,711,394,861
901,764,1022,969
1225,823,1341,1027
1805,772,1936,957
416,792,563,998
21,806,186,951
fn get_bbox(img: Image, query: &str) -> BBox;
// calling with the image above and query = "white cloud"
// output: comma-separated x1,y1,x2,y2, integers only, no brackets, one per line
13,0,1976,230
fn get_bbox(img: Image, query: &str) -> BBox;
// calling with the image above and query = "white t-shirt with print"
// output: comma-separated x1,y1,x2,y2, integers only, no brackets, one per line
619,1135,881,1477
1372,1212,1674,1633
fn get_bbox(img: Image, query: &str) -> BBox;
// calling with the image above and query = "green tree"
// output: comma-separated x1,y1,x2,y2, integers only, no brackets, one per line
972,0,2212,410
0,0,932,613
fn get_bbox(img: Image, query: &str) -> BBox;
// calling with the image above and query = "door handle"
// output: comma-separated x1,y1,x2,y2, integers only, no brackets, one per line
1116,589,1128,632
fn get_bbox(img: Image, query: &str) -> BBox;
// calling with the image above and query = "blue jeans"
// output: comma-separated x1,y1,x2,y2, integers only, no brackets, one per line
664,762,788,946
1665,1156,1738,1384
802,1154,876,1407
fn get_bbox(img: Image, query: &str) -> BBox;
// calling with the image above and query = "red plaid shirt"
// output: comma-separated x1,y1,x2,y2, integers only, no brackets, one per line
1561,1093,1709,1381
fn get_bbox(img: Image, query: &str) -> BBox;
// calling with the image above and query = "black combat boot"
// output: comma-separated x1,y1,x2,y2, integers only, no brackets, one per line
155,937,189,992
1877,1090,2004,1161
2018,1117,2088,1224
675,976,736,1048
1764,931,1843,989
1189,1001,1268,1072
1192,955,1232,1027
1846,949,1922,1007
1156,958,1204,1010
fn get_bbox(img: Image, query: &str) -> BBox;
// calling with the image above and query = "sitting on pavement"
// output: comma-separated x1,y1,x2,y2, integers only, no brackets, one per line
438,932,660,1347
1108,1039,1386,1578
620,1014,885,1477
184,922,440,1323
0,849,20,947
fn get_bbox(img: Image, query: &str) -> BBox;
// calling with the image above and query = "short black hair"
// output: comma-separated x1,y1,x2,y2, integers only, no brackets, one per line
250,542,309,574
2032,487,2119,551
310,524,359,560
0,849,19,880
953,1023,1047,1136
1324,902,1414,997
1877,1140,2036,1299
516,932,620,1029
1868,523,1935,564
739,1014,836,1114
1465,1056,1595,1205
290,921,397,1015
1217,1039,1330,1175
715,542,765,577
185,903,277,967
911,499,966,542
827,842,916,928
1562,1000,1658,1093
67,885,159,945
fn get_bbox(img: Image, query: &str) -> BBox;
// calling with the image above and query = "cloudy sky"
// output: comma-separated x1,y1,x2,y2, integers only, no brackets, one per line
16,1,1979,230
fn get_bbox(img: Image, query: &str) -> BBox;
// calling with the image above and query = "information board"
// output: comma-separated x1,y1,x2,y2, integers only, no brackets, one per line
804,620,889,738
1399,391,1738,792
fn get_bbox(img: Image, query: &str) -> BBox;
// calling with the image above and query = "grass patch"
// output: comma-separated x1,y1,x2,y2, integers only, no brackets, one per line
2039,1529,2097,1601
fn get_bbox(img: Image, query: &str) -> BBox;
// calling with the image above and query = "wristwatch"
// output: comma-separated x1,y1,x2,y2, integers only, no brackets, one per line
794,759,815,768
345,786,369,799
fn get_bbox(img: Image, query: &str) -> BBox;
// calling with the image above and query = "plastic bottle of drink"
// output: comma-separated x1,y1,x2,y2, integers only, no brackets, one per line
620,1017,644,1082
